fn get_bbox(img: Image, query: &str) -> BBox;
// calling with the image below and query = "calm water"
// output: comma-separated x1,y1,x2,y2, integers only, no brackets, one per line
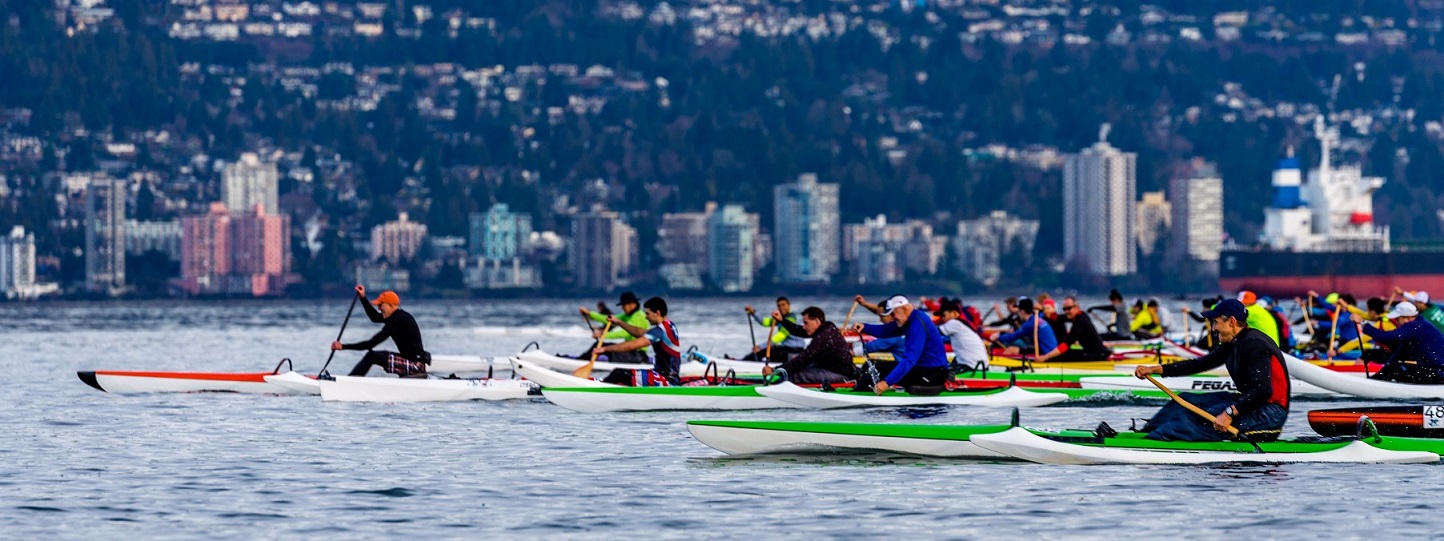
4,297,1442,539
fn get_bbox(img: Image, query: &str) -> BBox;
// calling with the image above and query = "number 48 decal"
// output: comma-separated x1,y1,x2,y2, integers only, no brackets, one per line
1424,406,1444,429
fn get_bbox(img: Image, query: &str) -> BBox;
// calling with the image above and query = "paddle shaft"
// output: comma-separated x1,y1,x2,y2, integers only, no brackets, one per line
1327,302,1341,360
1032,312,1040,359
746,309,757,349
573,320,613,378
1182,308,1190,343
582,312,597,333
1355,320,1370,377
765,319,778,362
318,294,360,376
841,301,859,332
1145,375,1239,436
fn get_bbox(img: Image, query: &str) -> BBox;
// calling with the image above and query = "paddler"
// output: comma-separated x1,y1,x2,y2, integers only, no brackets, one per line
744,297,805,363
936,298,989,371
1088,289,1134,340
579,291,650,363
1049,296,1114,362
333,286,431,378
1237,291,1281,346
595,296,683,386
848,295,950,395
1352,302,1444,384
1398,288,1444,334
763,306,854,385
994,298,1058,359
1133,299,1290,442
1129,298,1165,339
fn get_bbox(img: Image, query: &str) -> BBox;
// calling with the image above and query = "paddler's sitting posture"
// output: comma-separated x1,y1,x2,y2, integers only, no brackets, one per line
852,294,904,357
595,296,682,386
743,297,804,363
578,291,650,364
761,306,854,385
1050,296,1113,362
1353,302,1444,384
848,295,950,395
937,298,989,371
332,286,431,378
1133,299,1290,442
1129,298,1165,339
1088,289,1133,341
994,298,1058,359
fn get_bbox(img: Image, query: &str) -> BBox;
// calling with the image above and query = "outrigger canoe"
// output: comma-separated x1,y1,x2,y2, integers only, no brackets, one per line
317,376,538,403
1283,354,1444,399
509,358,613,388
1309,406,1444,438
756,381,1069,409
687,419,1444,464
79,360,316,395
541,385,805,412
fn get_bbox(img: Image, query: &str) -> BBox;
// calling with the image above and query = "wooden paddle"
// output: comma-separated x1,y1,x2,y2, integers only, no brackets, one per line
1182,308,1190,343
1327,301,1342,360
1302,296,1314,342
841,300,860,333
573,320,612,378
317,293,360,378
764,318,778,363
1145,374,1239,437
1032,310,1040,360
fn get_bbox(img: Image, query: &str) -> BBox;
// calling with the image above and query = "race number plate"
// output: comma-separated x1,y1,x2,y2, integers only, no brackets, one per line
1424,406,1444,429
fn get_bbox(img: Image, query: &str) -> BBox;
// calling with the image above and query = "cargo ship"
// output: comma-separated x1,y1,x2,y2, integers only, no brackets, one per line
1219,119,1444,297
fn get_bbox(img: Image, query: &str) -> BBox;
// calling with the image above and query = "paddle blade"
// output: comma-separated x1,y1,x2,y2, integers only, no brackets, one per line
572,358,596,378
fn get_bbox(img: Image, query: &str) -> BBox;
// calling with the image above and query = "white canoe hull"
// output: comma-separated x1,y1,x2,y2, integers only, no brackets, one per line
509,358,614,388
755,382,1068,409
540,388,804,413
80,370,312,395
686,423,1005,458
1284,354,1444,399
1075,375,1339,397
262,371,322,395
515,350,720,378
429,355,514,377
971,427,1441,465
318,376,538,403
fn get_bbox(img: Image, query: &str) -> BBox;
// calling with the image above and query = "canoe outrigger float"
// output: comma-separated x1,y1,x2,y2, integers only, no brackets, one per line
688,413,1444,464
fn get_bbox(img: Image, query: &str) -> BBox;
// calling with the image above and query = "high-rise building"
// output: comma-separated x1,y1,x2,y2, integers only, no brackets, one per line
1063,125,1136,276
84,175,126,293
1136,191,1172,257
469,203,533,260
179,203,232,294
223,153,279,216
371,212,428,264
659,202,715,269
231,204,292,295
843,215,907,285
773,173,840,284
1169,159,1224,269
954,211,1040,287
569,209,636,290
708,204,756,293
125,219,183,260
0,226,36,298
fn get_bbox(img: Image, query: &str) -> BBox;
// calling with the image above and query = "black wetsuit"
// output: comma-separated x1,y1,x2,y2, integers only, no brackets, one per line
343,300,429,376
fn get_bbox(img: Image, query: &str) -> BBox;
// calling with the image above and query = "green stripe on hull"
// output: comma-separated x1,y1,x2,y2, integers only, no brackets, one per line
687,420,1014,441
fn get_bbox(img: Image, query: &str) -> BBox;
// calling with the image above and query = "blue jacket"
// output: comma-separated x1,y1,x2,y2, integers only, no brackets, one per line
997,314,1059,355
1362,319,1444,369
862,313,949,385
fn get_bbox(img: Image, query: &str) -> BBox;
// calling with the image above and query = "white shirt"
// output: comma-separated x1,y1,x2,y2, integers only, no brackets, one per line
938,319,988,369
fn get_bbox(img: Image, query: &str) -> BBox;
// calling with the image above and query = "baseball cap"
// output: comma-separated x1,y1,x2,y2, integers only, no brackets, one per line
1388,302,1419,319
881,295,911,316
617,291,640,305
1404,291,1431,304
1237,291,1257,305
1201,298,1247,321
372,290,400,306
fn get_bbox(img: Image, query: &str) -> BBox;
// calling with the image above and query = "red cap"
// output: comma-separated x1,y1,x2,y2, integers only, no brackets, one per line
372,291,400,306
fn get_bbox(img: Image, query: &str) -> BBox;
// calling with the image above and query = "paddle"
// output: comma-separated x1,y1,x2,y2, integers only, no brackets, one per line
1354,319,1371,378
582,310,598,334
841,300,859,334
746,307,757,351
1032,310,1040,360
1327,301,1342,360
1182,308,1190,344
573,320,613,378
1145,374,1239,437
764,318,778,363
1302,296,1314,344
317,293,360,378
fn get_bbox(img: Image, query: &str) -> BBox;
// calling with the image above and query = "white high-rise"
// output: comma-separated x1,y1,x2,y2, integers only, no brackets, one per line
223,153,279,216
954,211,1040,287
1169,159,1223,267
1063,125,1136,276
708,204,756,293
370,212,428,264
0,226,36,298
773,173,839,284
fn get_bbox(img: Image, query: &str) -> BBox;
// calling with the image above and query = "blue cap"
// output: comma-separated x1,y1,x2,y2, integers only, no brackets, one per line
1200,298,1247,322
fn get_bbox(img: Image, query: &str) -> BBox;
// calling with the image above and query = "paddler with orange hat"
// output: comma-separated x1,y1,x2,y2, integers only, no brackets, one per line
332,285,431,377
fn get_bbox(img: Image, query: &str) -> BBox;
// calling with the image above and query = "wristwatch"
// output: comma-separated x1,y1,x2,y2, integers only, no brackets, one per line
1225,405,1238,417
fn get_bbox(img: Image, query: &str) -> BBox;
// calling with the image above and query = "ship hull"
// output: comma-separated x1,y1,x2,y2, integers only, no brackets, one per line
1219,250,1444,297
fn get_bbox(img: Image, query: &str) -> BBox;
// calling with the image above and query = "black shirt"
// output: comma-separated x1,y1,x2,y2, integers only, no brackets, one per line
343,302,428,363
1161,327,1290,416
776,320,855,377
1061,313,1111,355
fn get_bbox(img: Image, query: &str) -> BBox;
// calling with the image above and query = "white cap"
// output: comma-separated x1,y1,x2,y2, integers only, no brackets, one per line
1257,298,1271,309
881,295,911,316
1404,291,1431,304
1388,302,1419,319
